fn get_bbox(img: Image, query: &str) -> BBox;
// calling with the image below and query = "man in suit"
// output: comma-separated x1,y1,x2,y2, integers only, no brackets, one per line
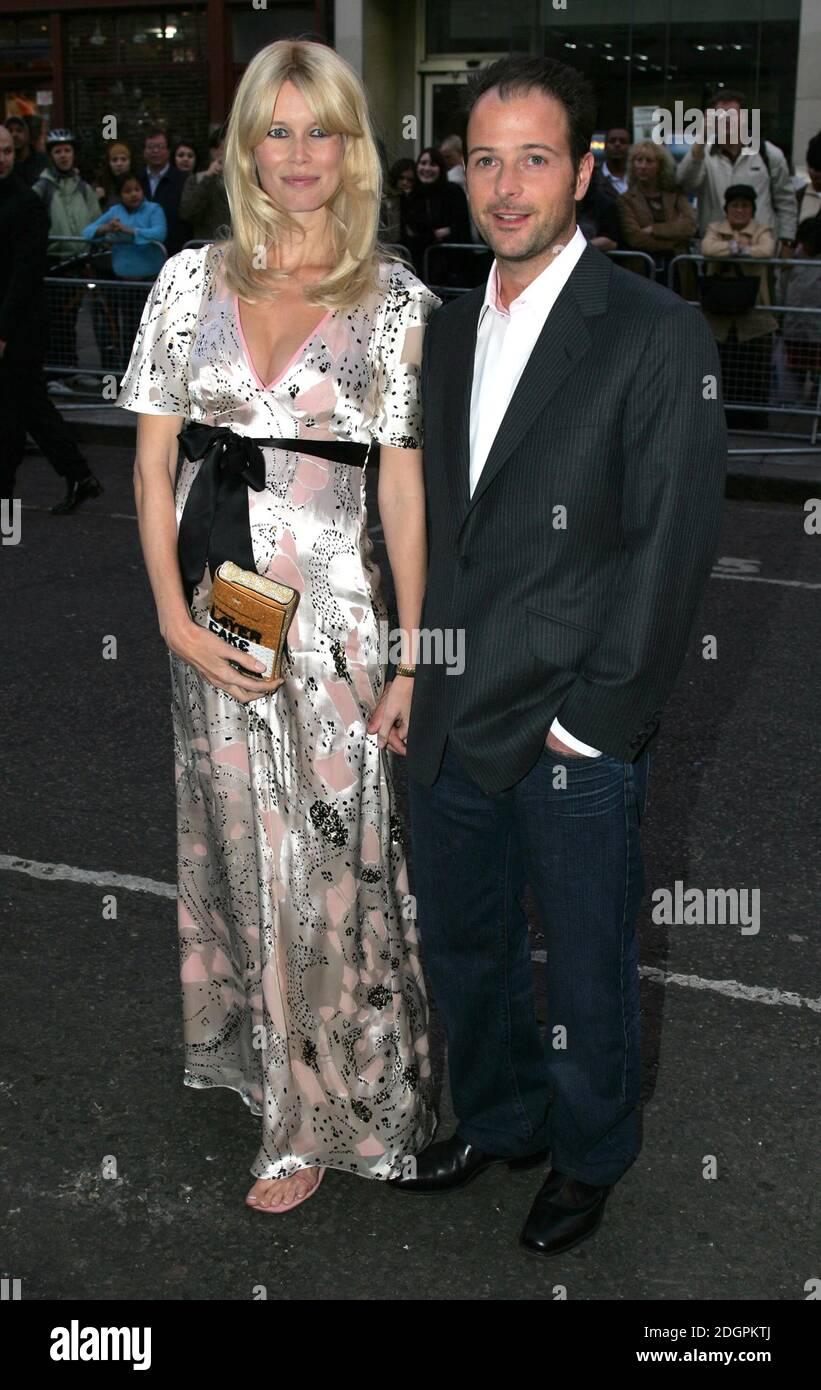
390,57,726,1256
138,128,191,256
0,124,102,510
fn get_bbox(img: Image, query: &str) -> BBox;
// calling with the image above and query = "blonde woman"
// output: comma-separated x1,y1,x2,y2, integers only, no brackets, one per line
117,39,439,1213
617,140,696,284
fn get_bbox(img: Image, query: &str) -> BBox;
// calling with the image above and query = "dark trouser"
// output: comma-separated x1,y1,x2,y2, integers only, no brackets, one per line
0,359,90,498
45,275,83,371
408,738,650,1186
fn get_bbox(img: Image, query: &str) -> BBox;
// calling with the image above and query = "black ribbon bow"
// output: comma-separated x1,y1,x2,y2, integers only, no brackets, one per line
176,421,369,605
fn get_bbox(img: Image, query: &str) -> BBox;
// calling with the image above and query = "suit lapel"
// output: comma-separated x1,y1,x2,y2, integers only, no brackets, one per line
443,289,483,521
453,243,609,526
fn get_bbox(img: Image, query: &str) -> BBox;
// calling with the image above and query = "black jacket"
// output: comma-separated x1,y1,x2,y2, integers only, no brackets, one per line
0,169,49,363
138,164,191,255
405,244,727,794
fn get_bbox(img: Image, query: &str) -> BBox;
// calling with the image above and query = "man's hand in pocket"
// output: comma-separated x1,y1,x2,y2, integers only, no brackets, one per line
545,730,589,759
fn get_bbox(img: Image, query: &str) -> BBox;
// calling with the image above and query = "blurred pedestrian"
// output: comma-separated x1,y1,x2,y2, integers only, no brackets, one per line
32,128,101,378
796,133,821,224
82,173,167,369
173,137,198,177
382,157,415,247
178,124,230,241
599,126,630,197
677,88,798,255
137,128,191,254
779,216,821,403
403,146,470,279
440,133,466,188
6,114,46,187
700,184,777,432
0,126,102,510
91,141,134,212
618,140,696,285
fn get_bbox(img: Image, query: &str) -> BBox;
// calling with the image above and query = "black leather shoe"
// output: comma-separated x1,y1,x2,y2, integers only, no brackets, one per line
390,1133,550,1194
51,475,104,514
519,1170,610,1256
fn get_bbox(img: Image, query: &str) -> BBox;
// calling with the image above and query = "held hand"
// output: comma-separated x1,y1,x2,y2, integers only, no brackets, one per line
166,619,285,703
366,676,413,755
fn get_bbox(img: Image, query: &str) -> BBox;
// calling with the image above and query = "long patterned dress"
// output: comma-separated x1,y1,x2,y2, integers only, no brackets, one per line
117,243,440,1180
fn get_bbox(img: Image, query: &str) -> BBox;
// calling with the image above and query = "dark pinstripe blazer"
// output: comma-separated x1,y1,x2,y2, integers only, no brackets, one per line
404,242,727,795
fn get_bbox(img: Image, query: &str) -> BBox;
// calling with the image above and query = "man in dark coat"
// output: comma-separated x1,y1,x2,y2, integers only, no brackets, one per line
6,114,47,188
389,60,726,1258
137,128,191,255
0,125,102,510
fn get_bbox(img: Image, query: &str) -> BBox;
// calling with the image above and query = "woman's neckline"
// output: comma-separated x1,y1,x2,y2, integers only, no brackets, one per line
232,289,334,392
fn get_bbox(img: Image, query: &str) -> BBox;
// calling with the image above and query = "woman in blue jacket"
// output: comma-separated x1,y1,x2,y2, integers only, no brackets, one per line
82,176,167,370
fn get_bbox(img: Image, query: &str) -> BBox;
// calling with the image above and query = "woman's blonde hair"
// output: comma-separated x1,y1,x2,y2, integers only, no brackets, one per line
217,38,390,308
627,140,678,192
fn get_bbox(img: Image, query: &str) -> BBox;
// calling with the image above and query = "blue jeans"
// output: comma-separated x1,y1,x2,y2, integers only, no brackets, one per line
407,739,650,1186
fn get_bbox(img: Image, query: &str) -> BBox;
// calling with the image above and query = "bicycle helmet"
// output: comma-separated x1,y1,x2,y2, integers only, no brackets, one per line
46,128,76,148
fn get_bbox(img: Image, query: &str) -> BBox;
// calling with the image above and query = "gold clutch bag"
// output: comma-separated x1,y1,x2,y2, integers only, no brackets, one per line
203,561,299,680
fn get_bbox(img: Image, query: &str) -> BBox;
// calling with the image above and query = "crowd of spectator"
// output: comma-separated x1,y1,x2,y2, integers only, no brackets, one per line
2,92,821,510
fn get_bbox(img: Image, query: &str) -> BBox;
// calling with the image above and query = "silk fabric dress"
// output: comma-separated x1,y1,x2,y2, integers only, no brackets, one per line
117,243,439,1179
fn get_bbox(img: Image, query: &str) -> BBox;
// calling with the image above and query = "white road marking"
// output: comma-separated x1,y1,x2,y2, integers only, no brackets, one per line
531,949,820,1012
0,854,176,899
2,853,816,1012
710,572,821,591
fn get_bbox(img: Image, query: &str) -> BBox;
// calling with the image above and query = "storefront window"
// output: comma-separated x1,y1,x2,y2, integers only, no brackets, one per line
232,6,318,65
426,0,535,55
425,0,801,159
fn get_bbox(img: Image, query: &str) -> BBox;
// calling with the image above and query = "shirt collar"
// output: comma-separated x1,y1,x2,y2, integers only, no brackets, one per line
602,161,625,183
479,224,587,325
709,144,754,159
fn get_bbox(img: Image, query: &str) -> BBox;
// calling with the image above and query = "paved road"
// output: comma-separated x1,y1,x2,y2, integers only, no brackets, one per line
1,444,818,1301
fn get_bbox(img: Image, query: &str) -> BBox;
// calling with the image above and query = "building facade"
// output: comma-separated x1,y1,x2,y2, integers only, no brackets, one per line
2,0,820,179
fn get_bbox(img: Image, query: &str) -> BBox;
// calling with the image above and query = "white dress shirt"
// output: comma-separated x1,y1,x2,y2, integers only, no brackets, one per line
601,160,628,196
469,224,602,758
147,161,170,197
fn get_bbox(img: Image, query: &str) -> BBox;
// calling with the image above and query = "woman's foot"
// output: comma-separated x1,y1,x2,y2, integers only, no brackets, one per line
245,1168,323,1212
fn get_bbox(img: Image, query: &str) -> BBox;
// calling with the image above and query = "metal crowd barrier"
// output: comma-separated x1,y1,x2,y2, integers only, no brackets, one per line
605,249,656,277
422,242,493,300
44,235,167,397
422,242,657,299
668,253,821,455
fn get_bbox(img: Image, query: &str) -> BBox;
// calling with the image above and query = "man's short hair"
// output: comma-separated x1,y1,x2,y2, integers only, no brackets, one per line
806,132,821,170
462,56,597,174
709,88,749,108
797,216,821,256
